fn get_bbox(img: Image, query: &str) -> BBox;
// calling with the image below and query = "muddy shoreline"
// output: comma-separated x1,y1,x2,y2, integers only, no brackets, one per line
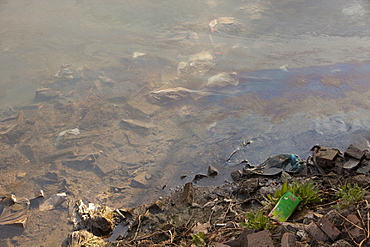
58,143,370,247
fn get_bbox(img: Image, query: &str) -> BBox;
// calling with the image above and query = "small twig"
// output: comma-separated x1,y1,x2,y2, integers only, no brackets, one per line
336,212,365,231
82,86,94,105
208,34,215,45
169,230,174,243
343,224,360,246
367,211,370,238
185,211,194,228
226,141,251,162
317,200,337,207
133,215,143,241
357,208,367,236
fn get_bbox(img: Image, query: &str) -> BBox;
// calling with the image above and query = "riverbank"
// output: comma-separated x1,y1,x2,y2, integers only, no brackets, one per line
60,144,370,247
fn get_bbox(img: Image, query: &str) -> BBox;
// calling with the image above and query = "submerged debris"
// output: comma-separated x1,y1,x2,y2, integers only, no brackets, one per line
55,128,80,147
34,87,61,102
149,87,211,102
39,192,67,211
72,200,114,236
0,195,30,228
204,72,239,88
55,64,74,80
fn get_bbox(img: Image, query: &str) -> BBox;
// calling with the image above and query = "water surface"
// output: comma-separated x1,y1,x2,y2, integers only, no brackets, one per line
2,0,370,245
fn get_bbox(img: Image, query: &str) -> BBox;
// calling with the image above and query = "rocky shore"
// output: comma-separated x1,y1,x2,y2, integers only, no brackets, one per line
59,144,370,247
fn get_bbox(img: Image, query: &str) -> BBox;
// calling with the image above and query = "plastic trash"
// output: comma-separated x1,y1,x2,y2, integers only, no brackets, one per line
0,195,30,228
39,193,67,211
268,191,300,223
249,154,306,176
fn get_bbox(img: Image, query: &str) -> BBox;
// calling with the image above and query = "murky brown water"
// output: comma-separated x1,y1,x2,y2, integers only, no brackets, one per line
2,0,370,245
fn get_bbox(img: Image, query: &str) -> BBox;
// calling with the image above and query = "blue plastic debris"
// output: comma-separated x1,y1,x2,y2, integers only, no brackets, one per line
249,154,306,176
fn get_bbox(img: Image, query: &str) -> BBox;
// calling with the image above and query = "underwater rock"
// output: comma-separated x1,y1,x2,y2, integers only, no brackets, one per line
204,72,239,88
34,87,61,102
177,51,215,77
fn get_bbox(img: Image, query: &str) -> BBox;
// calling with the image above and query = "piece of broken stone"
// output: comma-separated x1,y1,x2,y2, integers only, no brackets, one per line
344,144,364,160
311,145,341,169
193,174,208,182
55,128,80,147
130,172,150,188
180,182,194,205
356,159,370,174
345,214,365,243
281,232,296,247
305,221,329,243
247,230,274,247
224,229,254,247
208,165,219,176
343,158,360,169
119,119,156,135
317,216,341,241
34,87,61,102
231,170,242,181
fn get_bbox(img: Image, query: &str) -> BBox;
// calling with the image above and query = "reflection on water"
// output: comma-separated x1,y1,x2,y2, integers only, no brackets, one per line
2,0,370,245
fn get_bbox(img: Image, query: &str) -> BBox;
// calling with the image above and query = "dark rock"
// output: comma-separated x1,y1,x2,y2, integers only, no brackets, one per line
317,217,341,241
346,214,365,243
344,144,364,160
247,230,274,247
231,170,242,181
34,87,61,102
224,229,254,247
332,239,353,247
208,165,219,176
211,243,230,247
130,178,147,189
348,174,370,187
305,221,329,242
180,182,194,205
236,178,259,196
281,232,296,247
193,174,207,182
357,159,370,174
311,146,341,169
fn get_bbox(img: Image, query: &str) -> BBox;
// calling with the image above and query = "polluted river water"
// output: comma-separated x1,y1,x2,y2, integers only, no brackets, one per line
2,0,370,245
